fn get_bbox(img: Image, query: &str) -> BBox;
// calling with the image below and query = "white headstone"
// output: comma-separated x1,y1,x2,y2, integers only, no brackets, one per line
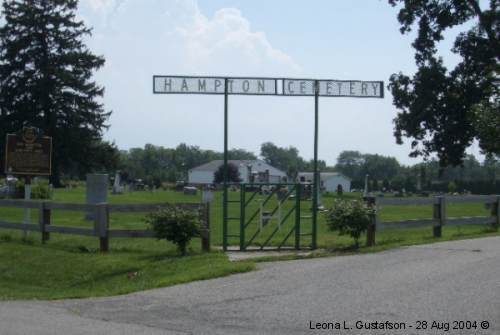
202,190,214,203
86,174,108,220
112,171,123,194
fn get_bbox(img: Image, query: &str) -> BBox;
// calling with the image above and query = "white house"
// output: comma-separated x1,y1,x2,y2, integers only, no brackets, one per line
188,160,287,185
297,172,351,193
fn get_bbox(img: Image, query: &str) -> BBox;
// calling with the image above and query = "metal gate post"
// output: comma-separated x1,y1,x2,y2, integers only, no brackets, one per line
240,184,246,250
222,78,229,251
312,80,319,250
295,184,301,250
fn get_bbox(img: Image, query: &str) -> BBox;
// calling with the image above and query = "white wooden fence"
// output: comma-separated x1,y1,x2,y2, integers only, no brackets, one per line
365,195,500,246
0,200,210,252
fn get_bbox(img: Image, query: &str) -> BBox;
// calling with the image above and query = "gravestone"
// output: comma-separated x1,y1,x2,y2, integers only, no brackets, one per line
85,174,108,220
0,183,9,198
183,186,197,196
5,176,18,198
112,171,123,194
202,190,214,203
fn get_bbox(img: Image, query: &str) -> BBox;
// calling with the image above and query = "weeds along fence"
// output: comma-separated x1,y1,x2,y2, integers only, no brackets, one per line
0,200,210,252
365,195,500,246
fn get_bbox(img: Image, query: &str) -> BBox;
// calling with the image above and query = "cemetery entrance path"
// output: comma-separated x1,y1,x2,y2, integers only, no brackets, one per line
1,236,499,335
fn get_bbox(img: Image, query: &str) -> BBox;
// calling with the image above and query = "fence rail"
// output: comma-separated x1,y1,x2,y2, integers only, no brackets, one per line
365,195,500,246
0,200,210,252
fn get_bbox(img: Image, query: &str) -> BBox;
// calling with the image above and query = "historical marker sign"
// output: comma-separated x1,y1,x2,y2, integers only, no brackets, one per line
4,127,52,176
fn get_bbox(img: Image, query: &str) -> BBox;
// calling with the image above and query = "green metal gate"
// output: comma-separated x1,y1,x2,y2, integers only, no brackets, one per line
224,183,314,250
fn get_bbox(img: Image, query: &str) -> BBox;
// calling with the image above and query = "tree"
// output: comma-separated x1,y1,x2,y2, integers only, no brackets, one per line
361,154,401,181
388,0,499,167
213,163,241,184
335,151,364,179
228,148,257,160
0,0,110,186
65,140,120,178
335,151,401,183
260,142,310,177
472,98,500,157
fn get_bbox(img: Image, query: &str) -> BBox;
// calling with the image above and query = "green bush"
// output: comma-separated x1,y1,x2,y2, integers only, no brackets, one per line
14,179,51,199
324,199,374,248
145,206,200,255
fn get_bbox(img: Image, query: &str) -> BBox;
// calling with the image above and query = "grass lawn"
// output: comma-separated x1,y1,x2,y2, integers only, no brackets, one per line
0,186,497,300
0,232,254,300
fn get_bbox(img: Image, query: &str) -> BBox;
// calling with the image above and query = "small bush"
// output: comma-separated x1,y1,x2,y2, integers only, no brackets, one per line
145,206,200,256
324,199,374,248
20,236,35,245
14,179,51,199
0,234,12,242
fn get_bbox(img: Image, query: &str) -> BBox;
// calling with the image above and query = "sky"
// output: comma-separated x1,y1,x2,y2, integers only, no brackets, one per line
2,0,485,165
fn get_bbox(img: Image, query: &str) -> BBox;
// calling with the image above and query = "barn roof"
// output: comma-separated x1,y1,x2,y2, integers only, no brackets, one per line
190,160,286,176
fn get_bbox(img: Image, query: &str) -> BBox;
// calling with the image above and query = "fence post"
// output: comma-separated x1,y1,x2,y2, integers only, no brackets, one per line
39,202,51,243
492,196,500,231
94,203,109,252
240,185,246,251
366,196,377,247
295,184,301,250
433,196,446,238
201,204,211,252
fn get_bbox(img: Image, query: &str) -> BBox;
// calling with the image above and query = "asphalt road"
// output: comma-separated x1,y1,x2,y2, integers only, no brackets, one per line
1,237,499,335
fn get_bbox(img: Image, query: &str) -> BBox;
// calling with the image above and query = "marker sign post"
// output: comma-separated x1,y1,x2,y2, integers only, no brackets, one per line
153,75,384,250
4,127,52,237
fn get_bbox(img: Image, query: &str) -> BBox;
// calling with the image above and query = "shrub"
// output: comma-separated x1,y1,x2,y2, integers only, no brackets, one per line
0,234,12,242
145,206,200,255
324,199,374,248
31,183,51,199
447,181,457,193
14,179,51,199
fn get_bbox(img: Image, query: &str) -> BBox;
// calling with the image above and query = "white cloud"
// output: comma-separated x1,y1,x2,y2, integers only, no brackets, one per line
175,7,300,74
75,0,302,156
80,0,299,75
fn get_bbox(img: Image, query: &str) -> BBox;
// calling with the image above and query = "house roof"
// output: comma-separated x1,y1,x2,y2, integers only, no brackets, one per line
190,160,286,176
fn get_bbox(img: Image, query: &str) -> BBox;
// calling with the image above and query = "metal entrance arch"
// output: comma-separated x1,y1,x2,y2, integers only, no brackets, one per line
152,75,384,251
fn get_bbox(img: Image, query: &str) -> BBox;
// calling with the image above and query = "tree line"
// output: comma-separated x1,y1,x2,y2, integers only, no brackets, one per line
115,142,500,194
116,141,324,186
335,151,500,194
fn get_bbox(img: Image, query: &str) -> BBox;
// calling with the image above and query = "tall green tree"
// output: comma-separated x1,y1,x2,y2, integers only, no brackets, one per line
227,148,257,160
334,151,401,181
260,142,321,177
388,0,499,166
335,151,365,179
0,0,110,186
213,163,241,184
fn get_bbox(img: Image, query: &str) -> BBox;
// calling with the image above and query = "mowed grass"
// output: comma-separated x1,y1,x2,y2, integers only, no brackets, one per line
0,186,497,300
0,187,253,300
0,232,254,300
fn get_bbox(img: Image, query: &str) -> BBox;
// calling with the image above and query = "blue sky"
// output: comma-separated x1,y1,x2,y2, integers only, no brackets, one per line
4,0,483,165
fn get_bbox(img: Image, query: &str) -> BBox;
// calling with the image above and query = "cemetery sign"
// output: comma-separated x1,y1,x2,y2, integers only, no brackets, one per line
153,76,383,98
4,127,52,176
